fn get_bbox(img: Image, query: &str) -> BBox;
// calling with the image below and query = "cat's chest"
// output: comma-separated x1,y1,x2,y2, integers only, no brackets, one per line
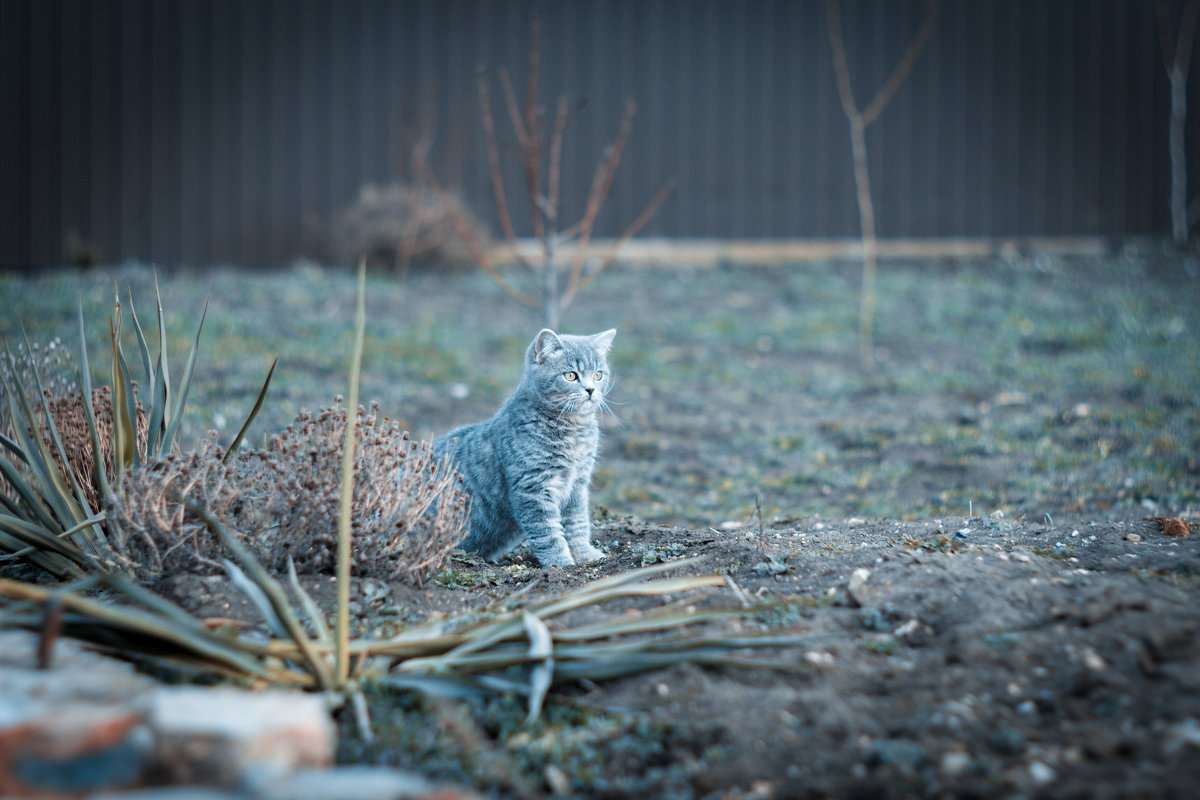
529,434,596,503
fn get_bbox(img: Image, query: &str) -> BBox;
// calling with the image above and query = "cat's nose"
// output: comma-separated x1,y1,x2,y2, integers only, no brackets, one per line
585,387,594,397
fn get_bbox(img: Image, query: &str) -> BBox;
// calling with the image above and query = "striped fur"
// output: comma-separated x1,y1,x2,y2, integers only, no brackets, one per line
433,329,616,566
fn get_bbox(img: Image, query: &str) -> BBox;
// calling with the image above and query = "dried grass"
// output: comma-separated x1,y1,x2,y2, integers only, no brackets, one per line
329,183,491,272
106,400,469,584
46,386,148,513
254,399,470,584
108,435,249,574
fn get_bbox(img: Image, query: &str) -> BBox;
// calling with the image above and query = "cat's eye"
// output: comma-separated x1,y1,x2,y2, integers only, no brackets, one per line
564,371,578,381
594,371,604,381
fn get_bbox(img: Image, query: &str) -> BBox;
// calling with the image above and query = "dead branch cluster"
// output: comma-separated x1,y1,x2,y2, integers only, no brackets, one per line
416,12,672,328
329,182,492,272
249,399,469,584
109,435,245,575
47,387,149,513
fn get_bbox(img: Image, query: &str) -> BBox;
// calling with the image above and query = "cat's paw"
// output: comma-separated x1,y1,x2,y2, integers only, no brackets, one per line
572,543,607,564
532,543,576,568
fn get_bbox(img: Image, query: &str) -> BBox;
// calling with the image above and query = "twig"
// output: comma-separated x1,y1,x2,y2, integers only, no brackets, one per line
827,0,938,369
546,96,569,223
861,0,940,126
563,179,676,307
565,99,639,300
414,149,536,308
475,67,528,268
755,491,765,552
723,575,751,609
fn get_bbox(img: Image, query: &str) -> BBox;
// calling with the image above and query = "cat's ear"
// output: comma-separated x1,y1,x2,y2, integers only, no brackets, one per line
531,328,565,364
590,329,617,356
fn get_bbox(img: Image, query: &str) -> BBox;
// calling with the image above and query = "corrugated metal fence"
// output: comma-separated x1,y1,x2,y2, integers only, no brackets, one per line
0,0,1188,268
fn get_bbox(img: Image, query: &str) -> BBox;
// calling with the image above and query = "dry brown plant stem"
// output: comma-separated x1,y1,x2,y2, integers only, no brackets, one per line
827,0,938,369
1157,0,1200,244
336,260,366,685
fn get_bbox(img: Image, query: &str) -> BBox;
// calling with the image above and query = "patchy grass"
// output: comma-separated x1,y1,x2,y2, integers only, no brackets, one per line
3,253,1197,528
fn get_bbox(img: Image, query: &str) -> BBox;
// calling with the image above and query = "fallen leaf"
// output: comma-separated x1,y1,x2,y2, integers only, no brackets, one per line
1154,517,1197,537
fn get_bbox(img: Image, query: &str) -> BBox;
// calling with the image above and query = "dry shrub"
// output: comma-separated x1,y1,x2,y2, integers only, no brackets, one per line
255,400,470,584
329,183,491,272
107,401,469,584
108,436,254,575
45,386,148,512
1,381,148,515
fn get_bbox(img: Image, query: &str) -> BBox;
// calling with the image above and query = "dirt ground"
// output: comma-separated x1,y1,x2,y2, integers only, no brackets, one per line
5,252,1200,797
162,513,1200,799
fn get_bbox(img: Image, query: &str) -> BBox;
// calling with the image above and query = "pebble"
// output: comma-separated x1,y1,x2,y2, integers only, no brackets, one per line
1125,533,1143,543
543,764,571,796
847,568,873,607
1081,648,1107,672
940,750,971,777
1028,760,1056,787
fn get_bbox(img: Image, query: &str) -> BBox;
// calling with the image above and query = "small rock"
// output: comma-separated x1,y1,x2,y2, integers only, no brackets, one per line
144,687,334,787
258,766,444,800
0,705,151,797
1125,533,1143,543
544,764,571,796
940,750,971,777
1082,648,1107,672
1028,760,1056,787
804,651,834,666
847,568,873,607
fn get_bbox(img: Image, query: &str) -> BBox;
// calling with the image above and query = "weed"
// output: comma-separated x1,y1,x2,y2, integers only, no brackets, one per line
860,636,900,656
633,541,687,565
753,553,797,576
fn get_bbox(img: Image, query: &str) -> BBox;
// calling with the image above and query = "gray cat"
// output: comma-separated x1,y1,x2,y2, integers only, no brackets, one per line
434,328,616,567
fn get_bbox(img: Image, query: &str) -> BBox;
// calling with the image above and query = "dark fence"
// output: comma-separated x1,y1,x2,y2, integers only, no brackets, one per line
0,0,1190,268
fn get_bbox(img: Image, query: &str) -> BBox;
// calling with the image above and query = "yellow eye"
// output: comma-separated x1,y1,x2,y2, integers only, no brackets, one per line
594,371,604,381
564,371,577,381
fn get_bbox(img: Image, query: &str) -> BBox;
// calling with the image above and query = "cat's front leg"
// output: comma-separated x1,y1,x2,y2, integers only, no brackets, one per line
512,490,575,567
563,481,605,564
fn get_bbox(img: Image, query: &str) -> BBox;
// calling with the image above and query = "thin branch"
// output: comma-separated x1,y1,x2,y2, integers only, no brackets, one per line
414,149,536,309
524,12,541,155
1157,0,1198,76
826,0,860,124
827,0,937,369
561,179,675,310
476,70,518,245
497,69,531,153
1178,0,1200,80
546,96,570,223
1159,1,1178,71
862,0,939,126
567,99,637,289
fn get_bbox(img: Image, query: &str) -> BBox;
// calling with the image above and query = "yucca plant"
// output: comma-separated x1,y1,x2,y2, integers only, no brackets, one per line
0,277,274,579
0,556,809,722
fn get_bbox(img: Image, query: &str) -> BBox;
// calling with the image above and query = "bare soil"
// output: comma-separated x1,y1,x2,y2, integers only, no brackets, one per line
162,513,1200,799
5,252,1200,797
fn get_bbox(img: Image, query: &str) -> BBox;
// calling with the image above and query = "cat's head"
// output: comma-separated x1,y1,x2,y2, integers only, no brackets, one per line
523,328,616,417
